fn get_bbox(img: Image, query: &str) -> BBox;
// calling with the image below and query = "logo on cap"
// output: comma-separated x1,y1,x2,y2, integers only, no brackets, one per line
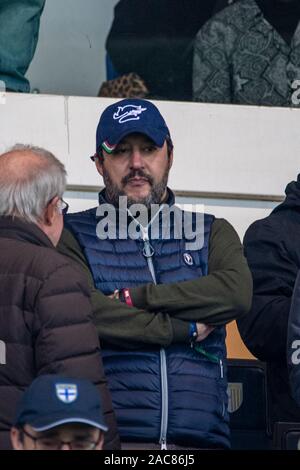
56,384,78,404
113,104,147,123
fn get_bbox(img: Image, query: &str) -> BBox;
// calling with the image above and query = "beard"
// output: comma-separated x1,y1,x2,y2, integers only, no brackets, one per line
102,167,170,209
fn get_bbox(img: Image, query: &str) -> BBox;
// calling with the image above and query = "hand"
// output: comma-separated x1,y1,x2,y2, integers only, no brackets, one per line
195,323,215,342
109,289,120,300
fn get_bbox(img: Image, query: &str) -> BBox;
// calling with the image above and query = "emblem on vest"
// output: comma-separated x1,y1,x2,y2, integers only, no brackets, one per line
0,340,6,365
113,104,147,123
227,382,243,413
56,384,78,404
183,252,194,266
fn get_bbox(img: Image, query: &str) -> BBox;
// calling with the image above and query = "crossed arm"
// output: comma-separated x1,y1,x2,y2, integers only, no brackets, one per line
58,218,252,349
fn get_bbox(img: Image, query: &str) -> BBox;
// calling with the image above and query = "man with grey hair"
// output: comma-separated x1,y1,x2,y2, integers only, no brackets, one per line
0,145,120,450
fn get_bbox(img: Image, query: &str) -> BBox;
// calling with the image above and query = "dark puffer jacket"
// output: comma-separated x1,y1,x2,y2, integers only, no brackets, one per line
287,271,300,407
0,217,120,450
238,175,300,427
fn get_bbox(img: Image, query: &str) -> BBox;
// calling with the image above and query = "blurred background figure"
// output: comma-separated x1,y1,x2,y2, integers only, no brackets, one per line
193,0,300,107
105,0,220,101
0,0,45,92
0,144,119,450
238,173,300,431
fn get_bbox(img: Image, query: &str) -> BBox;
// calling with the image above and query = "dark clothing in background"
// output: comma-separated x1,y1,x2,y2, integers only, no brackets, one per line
0,0,45,92
106,0,218,101
238,176,300,428
256,0,300,45
287,271,300,409
193,0,300,106
58,217,252,348
0,218,120,450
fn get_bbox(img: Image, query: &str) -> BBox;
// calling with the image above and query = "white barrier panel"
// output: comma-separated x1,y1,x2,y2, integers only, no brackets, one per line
0,93,69,160
1,93,299,198
26,0,119,97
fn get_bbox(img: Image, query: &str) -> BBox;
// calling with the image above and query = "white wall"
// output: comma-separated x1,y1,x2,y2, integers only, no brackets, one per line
1,93,297,239
1,94,299,195
26,0,119,96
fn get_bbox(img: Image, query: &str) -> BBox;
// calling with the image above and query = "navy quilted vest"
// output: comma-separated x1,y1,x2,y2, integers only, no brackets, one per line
65,190,230,448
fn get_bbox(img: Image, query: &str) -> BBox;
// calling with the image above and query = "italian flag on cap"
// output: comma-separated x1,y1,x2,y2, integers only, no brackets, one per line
102,141,116,154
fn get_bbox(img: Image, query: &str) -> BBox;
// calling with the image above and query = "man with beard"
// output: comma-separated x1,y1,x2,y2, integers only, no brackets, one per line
58,98,252,449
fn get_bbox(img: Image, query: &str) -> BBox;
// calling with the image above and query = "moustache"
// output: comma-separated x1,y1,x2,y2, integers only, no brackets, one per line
122,170,154,187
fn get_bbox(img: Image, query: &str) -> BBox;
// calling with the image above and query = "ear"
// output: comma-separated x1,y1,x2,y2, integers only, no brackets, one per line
44,196,59,226
95,157,104,177
96,432,105,450
10,427,24,450
168,150,174,170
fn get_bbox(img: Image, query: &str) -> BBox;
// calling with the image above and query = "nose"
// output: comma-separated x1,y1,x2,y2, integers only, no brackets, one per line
129,148,144,170
60,443,72,451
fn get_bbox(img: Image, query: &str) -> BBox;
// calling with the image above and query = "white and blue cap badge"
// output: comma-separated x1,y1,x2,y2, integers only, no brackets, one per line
14,375,108,433
56,383,78,404
96,98,171,154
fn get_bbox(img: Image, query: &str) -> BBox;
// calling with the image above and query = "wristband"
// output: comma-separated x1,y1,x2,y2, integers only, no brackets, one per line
123,288,133,307
189,322,198,340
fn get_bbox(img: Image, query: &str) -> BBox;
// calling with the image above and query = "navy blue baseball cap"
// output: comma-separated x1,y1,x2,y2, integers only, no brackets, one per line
96,98,171,154
14,375,108,433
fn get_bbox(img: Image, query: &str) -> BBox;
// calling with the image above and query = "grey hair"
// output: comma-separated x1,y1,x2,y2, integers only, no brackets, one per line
0,144,67,223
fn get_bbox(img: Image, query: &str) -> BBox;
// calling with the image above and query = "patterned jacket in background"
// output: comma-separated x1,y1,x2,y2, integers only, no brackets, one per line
193,0,300,106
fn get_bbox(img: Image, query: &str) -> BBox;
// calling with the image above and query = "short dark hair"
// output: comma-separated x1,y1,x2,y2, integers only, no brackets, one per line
165,135,174,158
92,135,174,162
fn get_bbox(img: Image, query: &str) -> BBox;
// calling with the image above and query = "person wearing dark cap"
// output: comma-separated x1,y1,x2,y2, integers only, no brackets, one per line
11,375,107,450
58,98,252,449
